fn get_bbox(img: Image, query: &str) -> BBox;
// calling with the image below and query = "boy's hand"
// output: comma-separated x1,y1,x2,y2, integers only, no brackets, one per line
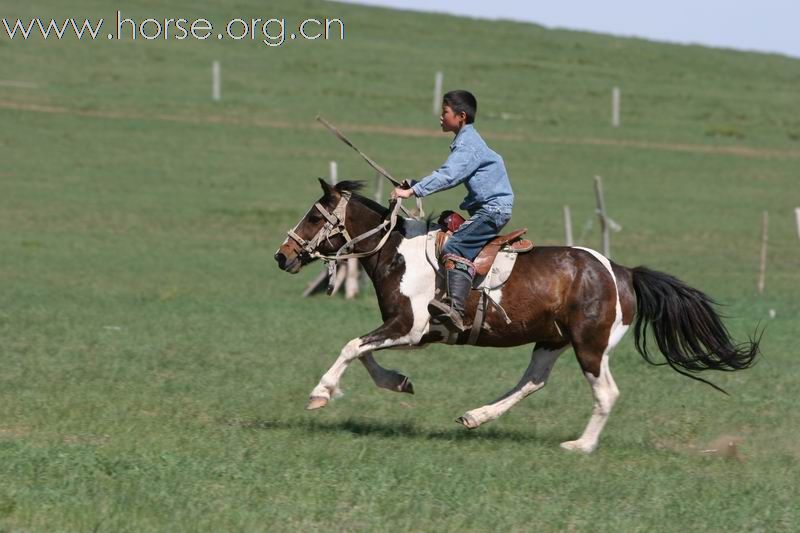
391,186,416,200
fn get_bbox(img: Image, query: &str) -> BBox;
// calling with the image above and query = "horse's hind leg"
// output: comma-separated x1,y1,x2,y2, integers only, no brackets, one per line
560,322,628,453
456,342,568,430
360,353,414,394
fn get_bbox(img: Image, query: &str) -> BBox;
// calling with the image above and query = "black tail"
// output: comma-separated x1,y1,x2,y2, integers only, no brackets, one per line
630,266,761,394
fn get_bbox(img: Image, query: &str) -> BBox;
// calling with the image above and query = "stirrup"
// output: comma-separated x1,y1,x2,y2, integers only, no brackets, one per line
435,312,468,333
428,298,452,317
428,304,468,332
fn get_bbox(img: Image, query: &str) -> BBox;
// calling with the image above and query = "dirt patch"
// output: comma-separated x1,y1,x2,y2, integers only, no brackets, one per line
654,433,747,461
62,433,111,446
0,426,31,439
2,98,799,160
700,434,745,461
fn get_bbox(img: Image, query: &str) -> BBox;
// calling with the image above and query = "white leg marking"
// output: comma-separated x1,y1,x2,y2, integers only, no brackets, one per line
561,322,629,453
459,346,567,428
560,354,619,453
557,248,629,452
308,336,403,407
309,338,363,402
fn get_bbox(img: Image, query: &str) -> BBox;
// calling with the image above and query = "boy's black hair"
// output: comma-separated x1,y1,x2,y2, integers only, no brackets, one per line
443,90,477,124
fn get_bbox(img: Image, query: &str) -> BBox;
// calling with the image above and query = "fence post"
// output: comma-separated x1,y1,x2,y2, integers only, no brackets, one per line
433,71,443,115
564,205,574,246
594,176,610,257
345,259,360,299
611,86,620,127
330,267,348,296
212,61,221,102
758,211,768,295
374,171,384,203
326,159,359,298
329,160,338,185
795,207,800,240
303,160,350,297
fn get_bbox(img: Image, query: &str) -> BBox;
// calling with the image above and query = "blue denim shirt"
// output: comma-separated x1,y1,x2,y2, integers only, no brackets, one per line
411,124,514,216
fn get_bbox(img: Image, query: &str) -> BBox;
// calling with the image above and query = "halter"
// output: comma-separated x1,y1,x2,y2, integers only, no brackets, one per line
285,192,402,266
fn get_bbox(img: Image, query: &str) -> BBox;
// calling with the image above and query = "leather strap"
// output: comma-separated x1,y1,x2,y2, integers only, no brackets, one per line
285,193,402,262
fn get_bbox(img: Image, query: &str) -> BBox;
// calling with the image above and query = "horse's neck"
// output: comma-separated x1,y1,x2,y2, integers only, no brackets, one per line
343,198,393,271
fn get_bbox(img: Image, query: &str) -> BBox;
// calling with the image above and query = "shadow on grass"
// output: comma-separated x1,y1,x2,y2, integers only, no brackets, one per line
226,416,565,445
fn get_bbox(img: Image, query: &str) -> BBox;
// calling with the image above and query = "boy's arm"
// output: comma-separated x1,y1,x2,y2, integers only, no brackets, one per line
411,146,480,198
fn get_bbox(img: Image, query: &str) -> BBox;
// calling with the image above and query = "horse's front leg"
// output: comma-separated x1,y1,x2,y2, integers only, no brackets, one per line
306,319,414,410
360,353,414,394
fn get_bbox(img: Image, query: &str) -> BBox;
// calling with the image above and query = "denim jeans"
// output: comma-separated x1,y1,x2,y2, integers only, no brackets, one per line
441,207,512,262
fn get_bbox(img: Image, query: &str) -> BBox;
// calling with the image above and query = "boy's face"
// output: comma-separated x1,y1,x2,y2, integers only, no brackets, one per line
440,105,467,133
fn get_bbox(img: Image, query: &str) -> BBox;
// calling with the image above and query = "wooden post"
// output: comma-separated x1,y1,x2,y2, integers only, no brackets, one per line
329,266,348,296
611,86,620,127
302,270,329,297
564,205,574,246
758,211,768,295
329,160,338,185
795,207,800,240
304,160,349,297
325,159,360,298
374,171,384,203
212,61,221,102
345,258,359,299
594,176,610,257
433,71,443,115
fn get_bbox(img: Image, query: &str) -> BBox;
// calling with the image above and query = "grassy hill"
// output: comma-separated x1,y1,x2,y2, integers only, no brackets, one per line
1,1,798,530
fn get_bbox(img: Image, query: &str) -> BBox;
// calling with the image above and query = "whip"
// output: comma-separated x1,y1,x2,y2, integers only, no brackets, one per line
316,115,424,219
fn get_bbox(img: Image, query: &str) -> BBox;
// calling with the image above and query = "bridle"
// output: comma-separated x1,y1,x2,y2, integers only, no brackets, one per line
285,192,402,263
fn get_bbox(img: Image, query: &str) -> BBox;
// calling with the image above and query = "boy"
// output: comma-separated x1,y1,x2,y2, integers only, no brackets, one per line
391,90,514,332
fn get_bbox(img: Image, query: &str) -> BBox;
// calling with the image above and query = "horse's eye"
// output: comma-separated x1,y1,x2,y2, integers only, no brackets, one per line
308,214,322,224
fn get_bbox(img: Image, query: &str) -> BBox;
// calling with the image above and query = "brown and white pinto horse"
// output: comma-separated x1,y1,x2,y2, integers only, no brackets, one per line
274,180,760,453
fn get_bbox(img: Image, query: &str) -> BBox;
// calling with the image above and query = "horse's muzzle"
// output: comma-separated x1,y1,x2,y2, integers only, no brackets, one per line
274,249,304,273
274,251,288,269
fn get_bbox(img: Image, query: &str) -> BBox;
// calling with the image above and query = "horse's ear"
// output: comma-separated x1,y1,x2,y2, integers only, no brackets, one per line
318,178,337,199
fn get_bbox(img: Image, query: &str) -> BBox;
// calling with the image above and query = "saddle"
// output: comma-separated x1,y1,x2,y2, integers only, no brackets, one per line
434,211,534,276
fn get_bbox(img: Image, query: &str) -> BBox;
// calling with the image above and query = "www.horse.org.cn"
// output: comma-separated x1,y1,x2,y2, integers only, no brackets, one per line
1,11,346,47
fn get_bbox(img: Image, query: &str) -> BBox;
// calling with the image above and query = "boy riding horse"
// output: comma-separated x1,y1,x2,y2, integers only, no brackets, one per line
392,90,514,332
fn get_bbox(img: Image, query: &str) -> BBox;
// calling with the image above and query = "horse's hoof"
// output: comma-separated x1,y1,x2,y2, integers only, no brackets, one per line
560,440,595,454
456,413,480,430
398,376,415,395
305,397,329,411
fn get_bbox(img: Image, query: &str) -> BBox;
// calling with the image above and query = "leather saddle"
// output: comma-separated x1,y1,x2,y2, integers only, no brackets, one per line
434,211,534,276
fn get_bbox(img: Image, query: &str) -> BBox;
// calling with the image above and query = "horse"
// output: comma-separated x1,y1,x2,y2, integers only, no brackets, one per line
274,179,760,453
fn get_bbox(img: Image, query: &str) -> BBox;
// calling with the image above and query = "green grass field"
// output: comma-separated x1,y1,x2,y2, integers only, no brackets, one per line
1,0,799,530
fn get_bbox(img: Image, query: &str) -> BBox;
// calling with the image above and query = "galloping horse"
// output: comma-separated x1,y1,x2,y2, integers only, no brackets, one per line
274,180,760,453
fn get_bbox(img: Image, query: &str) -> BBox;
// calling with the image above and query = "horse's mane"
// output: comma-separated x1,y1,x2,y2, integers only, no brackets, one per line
334,180,365,194
334,180,390,218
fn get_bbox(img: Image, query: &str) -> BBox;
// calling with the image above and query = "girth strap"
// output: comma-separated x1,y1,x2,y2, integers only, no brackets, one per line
468,288,512,345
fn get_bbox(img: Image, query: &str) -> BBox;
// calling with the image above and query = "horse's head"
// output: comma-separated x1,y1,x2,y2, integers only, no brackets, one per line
274,178,362,273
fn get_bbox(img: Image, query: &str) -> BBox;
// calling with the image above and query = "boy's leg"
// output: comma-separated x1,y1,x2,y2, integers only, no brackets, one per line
428,254,475,331
430,210,503,331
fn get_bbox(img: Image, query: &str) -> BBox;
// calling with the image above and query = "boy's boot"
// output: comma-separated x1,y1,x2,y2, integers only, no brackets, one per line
428,256,475,332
